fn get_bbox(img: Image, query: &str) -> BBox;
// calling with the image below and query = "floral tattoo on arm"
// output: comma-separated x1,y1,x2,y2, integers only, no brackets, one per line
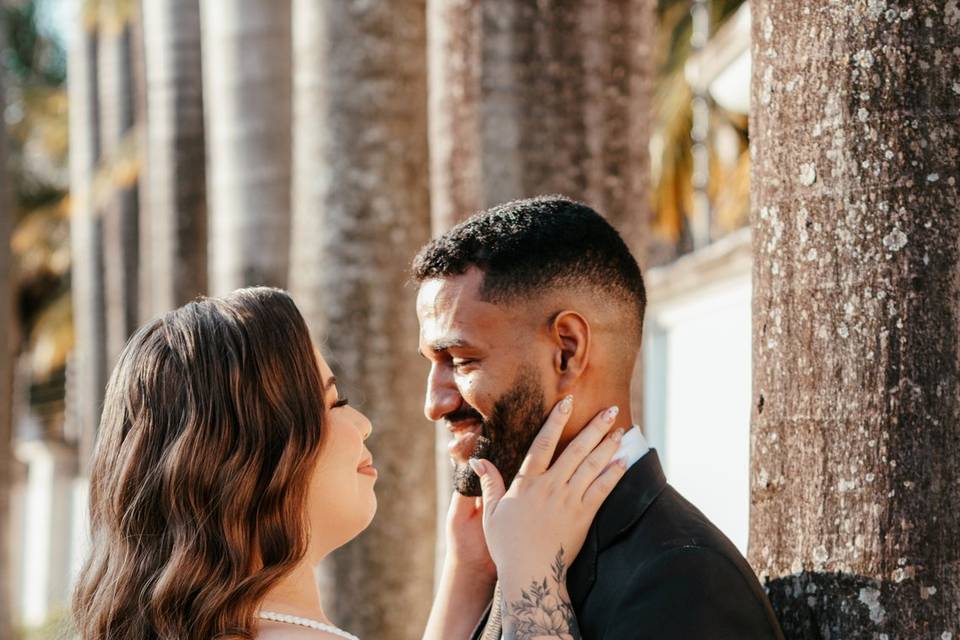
502,548,581,640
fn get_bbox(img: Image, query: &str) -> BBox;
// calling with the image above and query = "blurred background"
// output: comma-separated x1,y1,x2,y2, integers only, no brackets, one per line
0,0,754,637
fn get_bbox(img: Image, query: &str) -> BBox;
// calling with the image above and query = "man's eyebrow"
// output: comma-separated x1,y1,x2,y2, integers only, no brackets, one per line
418,338,474,358
431,338,473,351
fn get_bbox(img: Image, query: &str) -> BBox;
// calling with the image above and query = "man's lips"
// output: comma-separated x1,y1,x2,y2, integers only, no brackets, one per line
447,419,482,464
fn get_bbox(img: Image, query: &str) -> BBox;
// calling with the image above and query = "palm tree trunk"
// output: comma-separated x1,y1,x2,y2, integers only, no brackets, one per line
68,3,106,476
749,1,960,635
97,5,140,366
427,0,654,252
426,0,654,577
141,0,207,314
200,0,291,294
288,2,434,638
0,40,16,640
426,0,484,235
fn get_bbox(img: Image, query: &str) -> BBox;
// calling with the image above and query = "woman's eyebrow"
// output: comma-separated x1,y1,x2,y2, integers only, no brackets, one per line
323,376,337,390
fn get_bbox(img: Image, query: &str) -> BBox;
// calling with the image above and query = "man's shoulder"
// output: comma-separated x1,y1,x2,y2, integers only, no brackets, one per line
638,483,740,549
588,483,783,638
611,482,756,582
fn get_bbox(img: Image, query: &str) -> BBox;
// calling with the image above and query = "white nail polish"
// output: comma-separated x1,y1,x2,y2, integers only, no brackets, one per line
468,458,486,476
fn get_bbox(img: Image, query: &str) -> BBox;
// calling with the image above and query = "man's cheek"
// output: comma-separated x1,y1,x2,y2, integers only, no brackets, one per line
459,381,496,418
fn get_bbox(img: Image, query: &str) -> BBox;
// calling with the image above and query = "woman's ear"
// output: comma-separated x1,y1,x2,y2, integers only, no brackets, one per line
550,310,590,390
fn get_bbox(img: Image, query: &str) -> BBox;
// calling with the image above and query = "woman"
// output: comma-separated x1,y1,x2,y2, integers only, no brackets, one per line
72,287,626,639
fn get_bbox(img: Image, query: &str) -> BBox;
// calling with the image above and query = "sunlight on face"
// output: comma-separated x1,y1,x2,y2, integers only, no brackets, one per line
304,349,377,561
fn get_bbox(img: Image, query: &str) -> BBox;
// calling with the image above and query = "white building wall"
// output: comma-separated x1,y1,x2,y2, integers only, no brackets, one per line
9,469,26,630
15,438,79,628
643,229,752,553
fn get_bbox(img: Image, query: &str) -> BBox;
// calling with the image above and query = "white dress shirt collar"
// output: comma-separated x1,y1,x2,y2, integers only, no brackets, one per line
612,426,650,469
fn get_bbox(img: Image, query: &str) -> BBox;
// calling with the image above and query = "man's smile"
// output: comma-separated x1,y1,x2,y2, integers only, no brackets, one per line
446,419,483,464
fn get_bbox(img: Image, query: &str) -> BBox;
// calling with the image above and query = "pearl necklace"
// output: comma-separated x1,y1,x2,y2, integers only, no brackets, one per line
257,611,360,639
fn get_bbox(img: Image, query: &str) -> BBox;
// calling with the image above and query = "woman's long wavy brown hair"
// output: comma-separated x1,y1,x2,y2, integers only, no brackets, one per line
72,287,327,639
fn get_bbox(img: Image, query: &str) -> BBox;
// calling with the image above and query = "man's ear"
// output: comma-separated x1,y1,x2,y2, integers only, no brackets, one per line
550,310,590,390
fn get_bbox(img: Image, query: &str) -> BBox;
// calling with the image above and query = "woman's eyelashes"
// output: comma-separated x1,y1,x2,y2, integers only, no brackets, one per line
332,396,350,408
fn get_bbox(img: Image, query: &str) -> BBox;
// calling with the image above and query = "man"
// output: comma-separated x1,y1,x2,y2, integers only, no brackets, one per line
413,196,784,639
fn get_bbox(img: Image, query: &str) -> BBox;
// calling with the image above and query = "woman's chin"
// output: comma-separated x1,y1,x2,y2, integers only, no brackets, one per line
362,494,378,529
351,494,378,539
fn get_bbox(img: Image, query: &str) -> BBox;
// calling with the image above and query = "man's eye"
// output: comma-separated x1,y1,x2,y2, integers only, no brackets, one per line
332,396,350,408
451,359,476,369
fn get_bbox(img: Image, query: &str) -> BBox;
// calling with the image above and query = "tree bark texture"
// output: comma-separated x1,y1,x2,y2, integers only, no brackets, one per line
68,7,107,475
749,1,960,637
0,42,15,640
141,0,207,315
97,9,140,367
425,0,654,576
425,0,654,258
288,2,434,638
200,0,291,295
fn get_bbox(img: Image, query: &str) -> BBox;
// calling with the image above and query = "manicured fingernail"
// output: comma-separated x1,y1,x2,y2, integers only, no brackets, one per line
612,428,624,443
604,406,620,422
559,395,574,414
468,458,486,477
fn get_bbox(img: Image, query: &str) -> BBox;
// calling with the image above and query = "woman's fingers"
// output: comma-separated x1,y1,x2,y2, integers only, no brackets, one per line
567,428,622,497
470,458,506,522
547,405,619,482
582,455,629,510
516,395,575,477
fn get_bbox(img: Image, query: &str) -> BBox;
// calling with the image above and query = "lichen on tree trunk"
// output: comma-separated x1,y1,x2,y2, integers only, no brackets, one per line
749,1,960,636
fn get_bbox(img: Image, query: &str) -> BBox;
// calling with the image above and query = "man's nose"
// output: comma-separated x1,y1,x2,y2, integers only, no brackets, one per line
424,363,461,422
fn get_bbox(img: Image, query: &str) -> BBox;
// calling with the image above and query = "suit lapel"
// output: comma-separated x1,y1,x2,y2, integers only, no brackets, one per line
567,449,668,610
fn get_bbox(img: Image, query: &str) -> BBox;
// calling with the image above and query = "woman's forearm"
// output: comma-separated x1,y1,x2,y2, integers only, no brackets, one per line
423,559,496,640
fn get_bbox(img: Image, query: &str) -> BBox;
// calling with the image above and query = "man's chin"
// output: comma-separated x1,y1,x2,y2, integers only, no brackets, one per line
453,463,483,497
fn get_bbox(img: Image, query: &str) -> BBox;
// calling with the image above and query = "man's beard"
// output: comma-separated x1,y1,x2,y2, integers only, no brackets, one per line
453,365,548,497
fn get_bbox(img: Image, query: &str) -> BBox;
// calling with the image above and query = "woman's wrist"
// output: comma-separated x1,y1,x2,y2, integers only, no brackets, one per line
443,555,497,591
423,559,497,640
497,550,582,639
495,552,562,588
445,546,497,582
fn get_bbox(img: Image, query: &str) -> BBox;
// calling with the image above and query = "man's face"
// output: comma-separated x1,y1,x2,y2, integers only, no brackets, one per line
416,269,554,496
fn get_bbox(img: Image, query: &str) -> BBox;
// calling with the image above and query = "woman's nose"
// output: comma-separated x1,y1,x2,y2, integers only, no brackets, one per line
356,410,373,440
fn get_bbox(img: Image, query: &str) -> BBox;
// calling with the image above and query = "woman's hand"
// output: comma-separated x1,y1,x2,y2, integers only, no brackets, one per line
470,395,626,576
469,396,627,639
444,491,497,582
423,492,498,640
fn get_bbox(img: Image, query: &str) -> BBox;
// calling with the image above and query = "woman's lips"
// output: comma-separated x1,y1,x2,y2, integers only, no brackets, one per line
358,455,377,477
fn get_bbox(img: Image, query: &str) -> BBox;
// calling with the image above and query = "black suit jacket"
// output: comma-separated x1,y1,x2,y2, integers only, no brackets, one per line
471,450,784,639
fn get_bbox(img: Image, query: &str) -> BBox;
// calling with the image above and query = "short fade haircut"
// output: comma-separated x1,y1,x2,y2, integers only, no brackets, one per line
412,195,646,338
